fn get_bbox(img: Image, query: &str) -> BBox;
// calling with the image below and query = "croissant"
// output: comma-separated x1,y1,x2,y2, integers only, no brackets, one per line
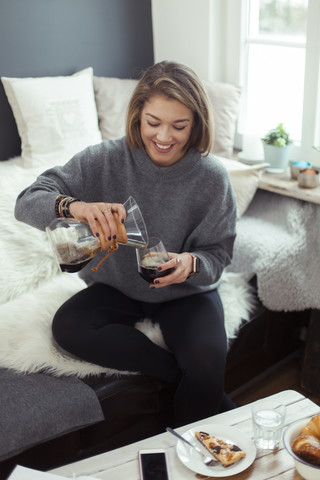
301,414,320,439
292,434,320,465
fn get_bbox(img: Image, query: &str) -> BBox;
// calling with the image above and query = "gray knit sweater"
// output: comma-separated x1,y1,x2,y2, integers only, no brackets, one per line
15,137,237,303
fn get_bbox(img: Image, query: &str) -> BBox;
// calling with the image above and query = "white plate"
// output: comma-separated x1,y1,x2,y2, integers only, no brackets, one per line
176,423,256,477
237,151,265,165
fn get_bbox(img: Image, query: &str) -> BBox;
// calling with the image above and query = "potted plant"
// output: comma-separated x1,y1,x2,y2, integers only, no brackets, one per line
261,123,293,172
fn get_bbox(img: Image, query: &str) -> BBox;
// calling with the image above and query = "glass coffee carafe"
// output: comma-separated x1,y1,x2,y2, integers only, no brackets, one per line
46,196,148,273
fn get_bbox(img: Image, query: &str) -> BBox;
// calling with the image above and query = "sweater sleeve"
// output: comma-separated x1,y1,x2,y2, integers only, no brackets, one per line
14,144,105,231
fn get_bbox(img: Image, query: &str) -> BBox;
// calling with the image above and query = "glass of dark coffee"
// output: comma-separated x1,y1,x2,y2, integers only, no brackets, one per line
136,237,174,283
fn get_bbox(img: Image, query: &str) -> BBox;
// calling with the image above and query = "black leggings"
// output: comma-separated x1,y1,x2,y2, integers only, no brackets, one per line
52,284,234,426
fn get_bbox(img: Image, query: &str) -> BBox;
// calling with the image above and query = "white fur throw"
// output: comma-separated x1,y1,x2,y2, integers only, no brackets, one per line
0,271,255,378
0,161,255,377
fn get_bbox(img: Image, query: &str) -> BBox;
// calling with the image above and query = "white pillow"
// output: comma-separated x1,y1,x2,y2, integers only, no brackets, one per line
216,156,269,218
93,76,241,159
203,81,242,158
1,67,102,167
93,76,138,141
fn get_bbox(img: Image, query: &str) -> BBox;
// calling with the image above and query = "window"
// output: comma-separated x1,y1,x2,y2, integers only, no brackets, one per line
226,0,320,164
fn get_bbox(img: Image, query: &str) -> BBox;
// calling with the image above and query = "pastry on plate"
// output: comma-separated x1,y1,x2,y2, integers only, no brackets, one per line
195,431,246,467
292,414,320,466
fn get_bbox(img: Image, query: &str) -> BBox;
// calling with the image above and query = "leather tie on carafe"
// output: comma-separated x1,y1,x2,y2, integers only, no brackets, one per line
91,212,127,272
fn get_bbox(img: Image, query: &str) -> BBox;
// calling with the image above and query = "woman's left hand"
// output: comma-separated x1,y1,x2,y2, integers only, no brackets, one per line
150,252,194,289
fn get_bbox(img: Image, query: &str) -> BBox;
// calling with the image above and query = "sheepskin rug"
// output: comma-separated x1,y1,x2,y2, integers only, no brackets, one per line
0,162,255,378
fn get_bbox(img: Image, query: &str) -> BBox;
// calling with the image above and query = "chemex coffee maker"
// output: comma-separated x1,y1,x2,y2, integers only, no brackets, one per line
46,196,148,273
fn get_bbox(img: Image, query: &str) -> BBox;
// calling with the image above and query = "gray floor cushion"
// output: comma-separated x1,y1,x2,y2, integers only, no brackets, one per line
0,369,104,461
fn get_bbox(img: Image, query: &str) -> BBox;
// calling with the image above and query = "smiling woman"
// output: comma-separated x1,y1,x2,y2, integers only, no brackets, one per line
140,95,194,166
126,61,213,157
15,60,238,429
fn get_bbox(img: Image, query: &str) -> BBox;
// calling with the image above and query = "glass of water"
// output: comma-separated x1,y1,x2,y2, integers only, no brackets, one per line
251,400,286,450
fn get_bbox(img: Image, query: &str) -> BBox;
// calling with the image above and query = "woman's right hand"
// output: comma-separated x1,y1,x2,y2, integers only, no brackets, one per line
69,201,126,242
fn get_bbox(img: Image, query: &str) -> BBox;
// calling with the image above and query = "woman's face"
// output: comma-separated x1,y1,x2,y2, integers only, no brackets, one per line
140,94,194,167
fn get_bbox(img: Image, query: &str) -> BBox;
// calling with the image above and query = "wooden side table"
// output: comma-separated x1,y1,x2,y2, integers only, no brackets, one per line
258,169,320,204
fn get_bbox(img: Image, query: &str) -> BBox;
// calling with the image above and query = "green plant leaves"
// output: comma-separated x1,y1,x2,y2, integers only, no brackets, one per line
261,122,293,146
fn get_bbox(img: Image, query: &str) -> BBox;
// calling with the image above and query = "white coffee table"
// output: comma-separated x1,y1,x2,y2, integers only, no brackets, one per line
50,390,319,479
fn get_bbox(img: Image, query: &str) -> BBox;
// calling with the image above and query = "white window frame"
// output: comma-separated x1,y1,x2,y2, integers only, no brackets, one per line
225,0,320,165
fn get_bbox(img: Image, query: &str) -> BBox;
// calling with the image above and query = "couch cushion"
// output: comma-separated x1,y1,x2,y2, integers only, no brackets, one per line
1,68,102,168
203,80,242,158
0,369,104,462
215,156,269,218
93,76,137,142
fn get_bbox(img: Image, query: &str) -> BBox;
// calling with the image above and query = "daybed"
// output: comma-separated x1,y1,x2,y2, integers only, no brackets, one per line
0,68,309,478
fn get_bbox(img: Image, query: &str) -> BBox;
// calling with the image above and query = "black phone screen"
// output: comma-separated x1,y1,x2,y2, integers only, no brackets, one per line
140,452,169,480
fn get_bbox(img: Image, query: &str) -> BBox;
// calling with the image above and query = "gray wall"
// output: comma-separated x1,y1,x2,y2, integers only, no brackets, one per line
0,0,154,160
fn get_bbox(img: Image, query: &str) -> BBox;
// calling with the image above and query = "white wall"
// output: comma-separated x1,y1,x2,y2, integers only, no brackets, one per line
151,0,226,81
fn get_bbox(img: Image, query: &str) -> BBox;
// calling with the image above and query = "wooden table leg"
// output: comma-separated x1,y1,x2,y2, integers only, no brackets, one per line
301,309,320,395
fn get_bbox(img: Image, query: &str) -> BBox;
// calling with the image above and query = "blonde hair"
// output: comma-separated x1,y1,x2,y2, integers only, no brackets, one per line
126,61,214,155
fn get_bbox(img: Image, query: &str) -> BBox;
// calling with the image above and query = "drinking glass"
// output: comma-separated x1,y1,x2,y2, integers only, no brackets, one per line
252,399,286,450
136,237,174,283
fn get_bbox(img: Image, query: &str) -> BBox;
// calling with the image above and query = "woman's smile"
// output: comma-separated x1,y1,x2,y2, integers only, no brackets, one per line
153,141,174,152
140,95,194,167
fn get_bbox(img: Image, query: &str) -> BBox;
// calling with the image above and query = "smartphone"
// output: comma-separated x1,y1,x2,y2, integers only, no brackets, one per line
138,448,170,480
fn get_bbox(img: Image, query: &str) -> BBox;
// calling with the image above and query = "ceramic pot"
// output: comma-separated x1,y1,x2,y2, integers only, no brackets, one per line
262,143,292,173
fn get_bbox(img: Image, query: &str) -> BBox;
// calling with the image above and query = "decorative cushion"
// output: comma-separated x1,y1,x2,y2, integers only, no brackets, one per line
93,76,138,141
216,156,269,218
93,76,241,158
203,81,242,158
1,68,102,168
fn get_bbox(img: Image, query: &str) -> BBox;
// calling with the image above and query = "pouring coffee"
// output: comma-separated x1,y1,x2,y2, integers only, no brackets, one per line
46,196,148,273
